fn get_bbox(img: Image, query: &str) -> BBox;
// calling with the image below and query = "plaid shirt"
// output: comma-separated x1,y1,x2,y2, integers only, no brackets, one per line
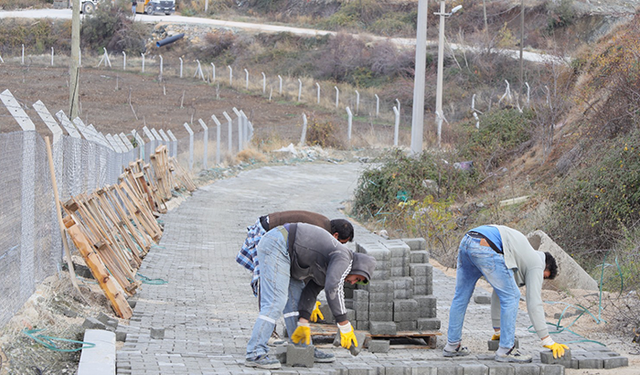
235,218,266,296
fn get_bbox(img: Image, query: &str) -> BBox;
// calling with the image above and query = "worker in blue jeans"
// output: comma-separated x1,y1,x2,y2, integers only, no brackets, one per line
131,1,137,17
444,225,568,363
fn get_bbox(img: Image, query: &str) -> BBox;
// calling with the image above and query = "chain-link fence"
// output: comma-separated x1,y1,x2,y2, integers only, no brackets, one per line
0,88,251,329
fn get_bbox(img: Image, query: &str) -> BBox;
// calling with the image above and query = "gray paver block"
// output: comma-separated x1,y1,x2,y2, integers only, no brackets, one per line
356,320,370,331
474,295,491,304
353,289,369,303
460,362,488,375
394,299,418,313
603,356,628,369
410,251,430,264
367,339,390,353
402,237,427,250
333,331,366,356
540,364,564,375
396,321,417,331
488,338,519,351
369,321,397,335
82,317,107,330
366,280,394,293
150,328,165,339
286,344,314,368
578,358,603,369
486,362,515,375
433,364,464,375
417,318,441,331
513,364,541,375
272,345,288,364
539,349,570,364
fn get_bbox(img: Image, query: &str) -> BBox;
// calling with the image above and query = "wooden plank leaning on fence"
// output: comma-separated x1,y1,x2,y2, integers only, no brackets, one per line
101,185,153,257
63,214,133,319
168,157,197,192
149,145,173,202
63,196,140,295
115,180,163,242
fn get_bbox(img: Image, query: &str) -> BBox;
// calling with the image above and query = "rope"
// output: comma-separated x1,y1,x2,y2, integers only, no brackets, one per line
136,272,168,285
23,329,95,353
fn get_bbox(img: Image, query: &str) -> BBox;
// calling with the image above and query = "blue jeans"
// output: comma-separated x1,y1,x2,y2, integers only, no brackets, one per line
246,228,305,359
447,234,520,350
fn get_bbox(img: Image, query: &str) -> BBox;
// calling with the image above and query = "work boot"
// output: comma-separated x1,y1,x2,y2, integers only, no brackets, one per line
314,347,335,363
267,330,286,347
244,355,281,369
495,347,532,363
443,344,471,357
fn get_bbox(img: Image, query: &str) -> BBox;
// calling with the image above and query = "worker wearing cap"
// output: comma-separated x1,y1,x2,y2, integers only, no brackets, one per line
244,223,376,370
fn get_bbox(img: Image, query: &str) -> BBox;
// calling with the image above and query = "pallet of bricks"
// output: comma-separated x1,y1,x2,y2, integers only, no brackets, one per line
312,236,441,352
62,145,196,318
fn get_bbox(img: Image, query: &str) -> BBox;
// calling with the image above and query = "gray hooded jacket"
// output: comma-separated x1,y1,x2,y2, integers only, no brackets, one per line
288,223,376,322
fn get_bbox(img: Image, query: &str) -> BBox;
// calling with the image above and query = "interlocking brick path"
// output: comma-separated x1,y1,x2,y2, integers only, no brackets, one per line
116,162,627,374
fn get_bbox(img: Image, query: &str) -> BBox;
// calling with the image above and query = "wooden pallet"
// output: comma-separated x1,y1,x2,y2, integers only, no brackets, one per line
310,323,441,349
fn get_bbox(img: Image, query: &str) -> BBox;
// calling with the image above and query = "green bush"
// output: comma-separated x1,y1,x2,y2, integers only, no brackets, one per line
458,108,534,172
352,150,477,221
306,119,345,149
549,129,640,258
81,3,148,55
0,19,71,54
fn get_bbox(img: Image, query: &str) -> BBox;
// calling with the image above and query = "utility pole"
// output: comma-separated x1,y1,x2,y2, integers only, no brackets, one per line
69,0,80,118
410,0,428,155
519,0,524,105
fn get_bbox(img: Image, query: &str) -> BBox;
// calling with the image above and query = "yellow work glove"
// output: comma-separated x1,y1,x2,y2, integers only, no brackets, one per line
338,322,358,349
491,331,501,341
310,301,324,322
542,337,569,358
291,322,311,346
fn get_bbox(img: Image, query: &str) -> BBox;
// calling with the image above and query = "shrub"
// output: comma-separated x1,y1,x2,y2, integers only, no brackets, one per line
0,19,71,55
352,150,477,221
306,119,344,149
81,3,148,55
548,129,640,258
457,108,534,172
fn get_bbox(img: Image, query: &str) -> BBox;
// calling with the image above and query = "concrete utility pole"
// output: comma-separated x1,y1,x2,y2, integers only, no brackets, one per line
69,0,80,118
519,0,525,104
410,0,428,155
434,1,462,148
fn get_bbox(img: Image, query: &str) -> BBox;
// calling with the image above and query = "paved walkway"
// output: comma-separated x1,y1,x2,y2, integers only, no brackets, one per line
115,162,613,374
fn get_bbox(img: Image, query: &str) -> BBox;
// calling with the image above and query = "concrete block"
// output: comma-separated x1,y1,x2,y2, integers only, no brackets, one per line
346,309,356,322
319,301,335,323
369,321,397,335
355,320,370,331
368,340,390,353
410,251,430,264
366,280,394,293
150,328,164,339
417,318,441,331
394,288,414,300
359,244,391,262
394,299,418,313
333,331,366,356
77,330,115,375
540,364,564,375
391,267,406,277
82,317,106,330
486,363,515,375
539,348,569,363
401,237,427,250
369,301,394,311
345,299,354,309
415,295,437,310
393,310,418,322
396,321,417,331
369,291,394,303
272,345,288,364
353,289,369,303
393,277,413,290
460,363,488,375
474,295,491,304
386,241,411,258
410,263,431,277
578,358,603,369
433,364,464,375
603,356,628,369
373,269,392,279
356,309,369,321
488,338,519,351
286,344,314,367
115,327,127,342
392,257,407,267
512,364,541,375
383,365,409,375
368,311,394,321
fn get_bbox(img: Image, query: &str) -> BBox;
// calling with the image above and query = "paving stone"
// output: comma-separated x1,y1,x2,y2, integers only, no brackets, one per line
539,364,564,375
416,318,441,331
82,317,107,330
286,344,314,368
539,349,570,364
603,356,629,369
577,358,603,369
368,340,390,353
486,362,515,375
512,363,541,375
402,238,427,251
460,362,488,375
369,321,397,335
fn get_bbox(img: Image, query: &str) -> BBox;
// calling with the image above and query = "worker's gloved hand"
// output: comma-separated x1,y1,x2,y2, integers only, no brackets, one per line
542,337,569,358
291,322,311,346
491,331,501,341
338,322,358,349
310,301,324,322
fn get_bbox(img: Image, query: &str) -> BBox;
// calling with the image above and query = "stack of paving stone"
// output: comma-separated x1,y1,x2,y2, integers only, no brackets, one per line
320,236,440,339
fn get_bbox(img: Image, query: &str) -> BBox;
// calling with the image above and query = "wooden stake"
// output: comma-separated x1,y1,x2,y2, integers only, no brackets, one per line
45,136,85,300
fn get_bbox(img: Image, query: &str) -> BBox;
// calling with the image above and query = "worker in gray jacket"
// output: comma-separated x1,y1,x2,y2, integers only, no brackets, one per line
245,223,376,370
444,225,568,363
